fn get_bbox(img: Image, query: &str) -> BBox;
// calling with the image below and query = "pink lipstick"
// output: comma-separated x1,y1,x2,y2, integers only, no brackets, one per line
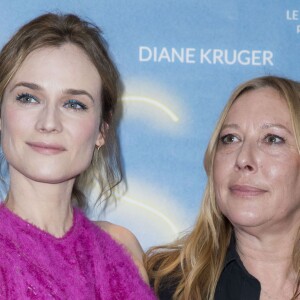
229,185,267,197
26,142,66,155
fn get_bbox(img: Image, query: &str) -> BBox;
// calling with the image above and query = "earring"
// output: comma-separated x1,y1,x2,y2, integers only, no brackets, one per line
96,145,101,151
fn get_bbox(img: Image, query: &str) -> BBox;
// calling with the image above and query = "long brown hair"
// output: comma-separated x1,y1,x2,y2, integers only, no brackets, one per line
146,75,300,299
0,13,122,208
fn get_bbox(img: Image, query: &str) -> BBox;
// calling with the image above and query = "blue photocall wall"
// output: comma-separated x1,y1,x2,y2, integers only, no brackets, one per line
0,1,299,249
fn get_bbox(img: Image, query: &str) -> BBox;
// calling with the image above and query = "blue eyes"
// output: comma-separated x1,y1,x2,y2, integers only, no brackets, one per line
16,93,38,104
16,93,88,111
63,99,87,110
219,133,285,145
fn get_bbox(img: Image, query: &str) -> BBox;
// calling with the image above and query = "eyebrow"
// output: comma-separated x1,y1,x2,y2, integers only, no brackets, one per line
221,123,292,135
63,88,95,103
10,81,41,92
261,123,292,135
220,124,239,130
10,81,95,102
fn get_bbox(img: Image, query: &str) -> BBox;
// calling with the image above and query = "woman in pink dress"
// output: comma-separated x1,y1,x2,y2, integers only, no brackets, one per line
0,12,155,299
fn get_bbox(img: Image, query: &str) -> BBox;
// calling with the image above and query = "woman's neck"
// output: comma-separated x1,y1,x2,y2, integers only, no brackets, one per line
6,172,75,238
235,229,298,299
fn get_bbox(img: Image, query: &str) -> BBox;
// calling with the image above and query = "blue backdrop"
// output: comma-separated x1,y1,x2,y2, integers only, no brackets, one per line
0,1,299,249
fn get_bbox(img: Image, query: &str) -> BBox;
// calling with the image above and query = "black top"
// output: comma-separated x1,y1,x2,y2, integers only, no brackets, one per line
157,236,261,299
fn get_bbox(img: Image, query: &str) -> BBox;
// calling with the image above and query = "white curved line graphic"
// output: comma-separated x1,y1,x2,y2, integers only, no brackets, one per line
122,96,179,122
118,194,179,234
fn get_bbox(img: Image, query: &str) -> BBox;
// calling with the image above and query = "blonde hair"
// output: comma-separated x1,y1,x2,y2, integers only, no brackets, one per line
0,13,123,208
146,75,300,299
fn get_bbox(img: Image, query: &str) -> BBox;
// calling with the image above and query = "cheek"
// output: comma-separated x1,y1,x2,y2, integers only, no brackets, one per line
265,164,282,181
212,158,227,210
69,117,100,146
265,156,299,186
213,153,231,185
1,108,29,142
0,111,29,164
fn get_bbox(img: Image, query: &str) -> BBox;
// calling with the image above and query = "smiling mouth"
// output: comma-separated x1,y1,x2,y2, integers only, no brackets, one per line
26,142,66,155
229,185,267,197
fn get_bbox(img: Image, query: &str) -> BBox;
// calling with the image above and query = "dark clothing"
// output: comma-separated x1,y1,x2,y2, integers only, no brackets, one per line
157,237,261,299
214,236,261,299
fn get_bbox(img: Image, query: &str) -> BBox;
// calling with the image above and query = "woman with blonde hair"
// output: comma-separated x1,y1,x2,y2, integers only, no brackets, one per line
0,12,155,298
146,75,300,299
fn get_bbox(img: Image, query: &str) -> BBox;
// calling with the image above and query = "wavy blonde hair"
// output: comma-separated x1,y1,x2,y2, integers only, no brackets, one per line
0,13,123,208
146,75,300,300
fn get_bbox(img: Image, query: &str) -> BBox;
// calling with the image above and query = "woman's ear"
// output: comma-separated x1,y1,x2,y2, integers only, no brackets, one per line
95,122,108,148
95,134,105,148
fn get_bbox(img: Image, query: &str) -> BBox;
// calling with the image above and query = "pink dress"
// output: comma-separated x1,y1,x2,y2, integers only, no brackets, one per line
0,205,156,299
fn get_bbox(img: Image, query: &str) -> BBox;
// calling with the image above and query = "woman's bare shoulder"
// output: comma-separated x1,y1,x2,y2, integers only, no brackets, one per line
95,221,149,283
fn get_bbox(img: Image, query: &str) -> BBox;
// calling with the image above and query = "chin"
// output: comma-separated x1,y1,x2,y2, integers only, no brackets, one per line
21,168,79,184
28,175,75,185
226,212,266,229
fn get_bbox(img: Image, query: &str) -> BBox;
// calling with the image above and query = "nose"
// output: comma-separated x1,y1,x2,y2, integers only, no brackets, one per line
35,103,62,133
234,140,258,172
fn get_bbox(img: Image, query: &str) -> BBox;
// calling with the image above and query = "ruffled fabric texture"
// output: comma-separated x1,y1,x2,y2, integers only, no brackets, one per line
0,205,156,299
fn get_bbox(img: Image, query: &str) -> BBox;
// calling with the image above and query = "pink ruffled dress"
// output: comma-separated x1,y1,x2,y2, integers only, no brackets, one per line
0,205,156,299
